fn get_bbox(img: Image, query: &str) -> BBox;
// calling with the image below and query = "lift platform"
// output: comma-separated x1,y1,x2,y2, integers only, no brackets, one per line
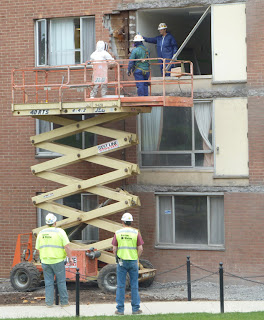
10,58,193,292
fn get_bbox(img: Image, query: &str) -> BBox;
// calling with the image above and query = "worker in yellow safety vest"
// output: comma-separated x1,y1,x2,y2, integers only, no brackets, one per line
35,213,73,307
112,212,144,315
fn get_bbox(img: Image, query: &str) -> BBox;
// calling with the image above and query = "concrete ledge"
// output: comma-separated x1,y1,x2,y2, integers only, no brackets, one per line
0,301,264,318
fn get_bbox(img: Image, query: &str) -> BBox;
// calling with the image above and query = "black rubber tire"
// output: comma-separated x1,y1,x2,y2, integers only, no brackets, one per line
10,262,41,292
139,259,155,288
97,264,129,293
97,264,118,293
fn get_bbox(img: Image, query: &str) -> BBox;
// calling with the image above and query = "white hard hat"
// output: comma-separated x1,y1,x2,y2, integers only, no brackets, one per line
133,34,144,42
121,212,133,222
46,213,57,225
158,23,167,30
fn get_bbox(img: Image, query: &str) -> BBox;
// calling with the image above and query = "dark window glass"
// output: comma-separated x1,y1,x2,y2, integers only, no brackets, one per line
160,107,192,151
174,196,207,244
54,115,95,149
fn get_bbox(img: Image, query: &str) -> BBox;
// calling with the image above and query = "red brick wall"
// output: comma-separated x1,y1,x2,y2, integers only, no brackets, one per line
246,0,264,89
247,0,264,184
248,97,264,184
138,192,264,282
2,0,264,283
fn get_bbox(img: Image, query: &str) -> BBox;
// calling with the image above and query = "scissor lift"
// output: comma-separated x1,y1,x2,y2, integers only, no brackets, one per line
10,58,193,292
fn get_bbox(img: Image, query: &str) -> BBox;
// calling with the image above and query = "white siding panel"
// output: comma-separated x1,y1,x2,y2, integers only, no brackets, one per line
214,98,248,176
212,3,247,82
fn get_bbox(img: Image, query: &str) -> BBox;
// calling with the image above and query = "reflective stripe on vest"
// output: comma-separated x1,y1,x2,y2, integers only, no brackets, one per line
39,245,64,249
40,228,60,233
116,228,138,260
116,229,138,234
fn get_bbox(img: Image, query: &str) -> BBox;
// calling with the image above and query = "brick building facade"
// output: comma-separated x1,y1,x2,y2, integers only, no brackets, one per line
1,0,264,284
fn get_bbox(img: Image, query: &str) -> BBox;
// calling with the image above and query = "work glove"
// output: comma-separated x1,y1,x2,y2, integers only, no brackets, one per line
127,70,131,76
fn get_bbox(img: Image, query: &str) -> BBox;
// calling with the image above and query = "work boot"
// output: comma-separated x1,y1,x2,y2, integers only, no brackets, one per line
115,310,124,315
132,309,143,315
61,303,70,307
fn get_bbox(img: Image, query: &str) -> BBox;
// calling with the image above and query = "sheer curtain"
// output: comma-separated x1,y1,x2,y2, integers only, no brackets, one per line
81,17,95,63
194,102,213,166
159,196,173,243
38,119,51,133
141,107,163,151
37,120,51,154
210,197,224,245
49,19,75,65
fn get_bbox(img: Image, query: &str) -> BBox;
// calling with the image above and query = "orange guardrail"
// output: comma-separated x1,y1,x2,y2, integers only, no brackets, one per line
11,58,193,107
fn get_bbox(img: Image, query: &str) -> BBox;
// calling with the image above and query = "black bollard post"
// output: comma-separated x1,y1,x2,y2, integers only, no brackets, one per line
55,279,59,305
76,268,80,317
186,256,191,301
219,262,224,313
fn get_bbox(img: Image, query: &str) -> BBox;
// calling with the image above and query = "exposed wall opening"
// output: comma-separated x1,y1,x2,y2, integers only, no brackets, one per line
137,7,211,77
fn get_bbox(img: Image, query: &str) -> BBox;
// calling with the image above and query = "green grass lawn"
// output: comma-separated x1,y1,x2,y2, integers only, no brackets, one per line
3,313,264,320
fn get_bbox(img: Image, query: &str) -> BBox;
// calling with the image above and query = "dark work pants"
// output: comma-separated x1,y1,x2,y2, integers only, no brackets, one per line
133,69,150,96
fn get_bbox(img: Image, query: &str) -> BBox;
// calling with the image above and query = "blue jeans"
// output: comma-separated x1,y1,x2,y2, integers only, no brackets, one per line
134,69,150,96
116,260,140,313
42,261,68,306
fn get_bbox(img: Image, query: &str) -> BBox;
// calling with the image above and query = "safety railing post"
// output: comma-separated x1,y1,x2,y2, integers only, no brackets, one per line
219,262,224,313
186,256,191,301
76,268,80,317
55,279,59,305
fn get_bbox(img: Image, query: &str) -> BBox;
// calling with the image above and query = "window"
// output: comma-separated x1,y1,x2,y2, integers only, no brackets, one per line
139,101,213,168
156,194,224,249
36,115,96,156
37,199,63,226
37,193,98,242
35,16,95,66
137,7,211,76
137,3,247,81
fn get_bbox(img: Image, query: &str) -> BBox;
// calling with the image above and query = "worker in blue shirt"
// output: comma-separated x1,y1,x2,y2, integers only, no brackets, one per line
127,34,150,96
143,23,178,76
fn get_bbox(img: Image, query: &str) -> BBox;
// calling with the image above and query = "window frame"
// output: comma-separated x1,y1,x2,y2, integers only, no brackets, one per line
80,16,95,64
35,115,97,157
138,100,214,169
35,16,95,67
155,192,225,250
35,19,47,66
37,192,99,242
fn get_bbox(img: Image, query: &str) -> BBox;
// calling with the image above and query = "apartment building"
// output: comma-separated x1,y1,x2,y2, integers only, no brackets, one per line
1,0,264,282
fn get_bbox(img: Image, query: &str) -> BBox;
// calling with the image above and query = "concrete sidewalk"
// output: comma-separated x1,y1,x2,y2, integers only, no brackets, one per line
0,301,264,318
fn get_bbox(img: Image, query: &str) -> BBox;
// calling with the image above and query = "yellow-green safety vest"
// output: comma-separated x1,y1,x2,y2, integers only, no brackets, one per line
36,227,69,264
116,227,138,260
